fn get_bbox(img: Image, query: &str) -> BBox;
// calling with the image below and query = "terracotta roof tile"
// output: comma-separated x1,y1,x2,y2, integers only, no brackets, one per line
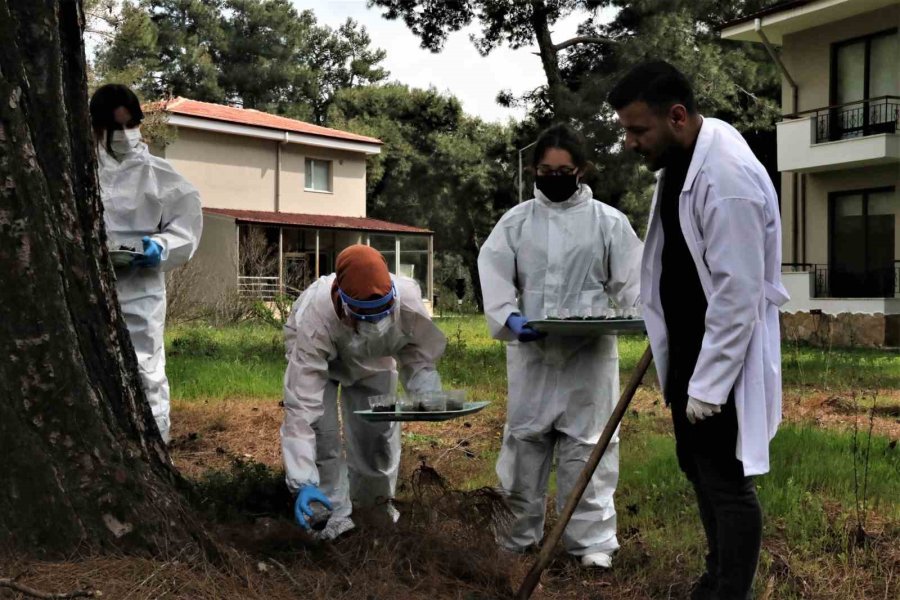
204,208,431,234
160,97,382,145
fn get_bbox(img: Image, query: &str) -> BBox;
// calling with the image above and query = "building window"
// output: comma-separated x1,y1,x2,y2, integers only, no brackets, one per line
829,187,896,298
829,29,899,140
305,158,332,192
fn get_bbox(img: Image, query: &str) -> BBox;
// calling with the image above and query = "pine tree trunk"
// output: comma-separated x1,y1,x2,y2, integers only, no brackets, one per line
0,0,210,557
530,0,568,120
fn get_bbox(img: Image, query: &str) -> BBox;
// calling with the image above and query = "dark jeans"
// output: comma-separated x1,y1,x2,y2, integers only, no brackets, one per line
668,379,762,600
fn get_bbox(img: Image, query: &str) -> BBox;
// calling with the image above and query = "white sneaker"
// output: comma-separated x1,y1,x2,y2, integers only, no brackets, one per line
314,517,355,541
580,552,613,568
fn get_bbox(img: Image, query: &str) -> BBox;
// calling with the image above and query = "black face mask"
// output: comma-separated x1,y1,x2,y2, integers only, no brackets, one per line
535,174,578,203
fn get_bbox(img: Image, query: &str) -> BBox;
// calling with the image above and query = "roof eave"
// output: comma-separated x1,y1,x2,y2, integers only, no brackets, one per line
720,0,900,45
166,113,382,155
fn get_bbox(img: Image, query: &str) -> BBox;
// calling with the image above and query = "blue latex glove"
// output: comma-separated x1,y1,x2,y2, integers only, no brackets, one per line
133,236,163,268
506,314,545,343
294,484,333,529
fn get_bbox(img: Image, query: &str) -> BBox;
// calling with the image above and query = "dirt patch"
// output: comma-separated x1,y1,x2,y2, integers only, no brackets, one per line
170,400,284,478
781,389,900,440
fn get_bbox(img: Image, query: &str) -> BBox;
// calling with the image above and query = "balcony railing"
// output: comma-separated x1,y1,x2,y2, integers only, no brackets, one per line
785,96,900,143
783,262,900,298
237,276,280,301
783,263,830,297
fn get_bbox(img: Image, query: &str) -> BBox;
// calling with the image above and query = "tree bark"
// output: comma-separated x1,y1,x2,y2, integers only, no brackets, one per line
0,0,210,557
529,0,568,120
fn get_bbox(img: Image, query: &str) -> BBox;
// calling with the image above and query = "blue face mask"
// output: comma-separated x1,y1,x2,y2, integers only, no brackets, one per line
339,283,397,322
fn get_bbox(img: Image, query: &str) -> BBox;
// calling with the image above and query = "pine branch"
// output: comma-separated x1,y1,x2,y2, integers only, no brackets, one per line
552,35,617,51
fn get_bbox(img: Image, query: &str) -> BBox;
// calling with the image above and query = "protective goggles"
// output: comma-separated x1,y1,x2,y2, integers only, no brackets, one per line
339,283,397,323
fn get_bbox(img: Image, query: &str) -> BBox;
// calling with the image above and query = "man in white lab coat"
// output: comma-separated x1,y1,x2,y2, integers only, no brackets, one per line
609,61,789,600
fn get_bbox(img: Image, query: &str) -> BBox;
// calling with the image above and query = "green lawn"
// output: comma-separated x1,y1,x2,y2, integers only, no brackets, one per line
166,316,899,598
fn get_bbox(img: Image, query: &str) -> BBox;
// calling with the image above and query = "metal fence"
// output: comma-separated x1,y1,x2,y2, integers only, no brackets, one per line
811,96,900,143
237,276,281,301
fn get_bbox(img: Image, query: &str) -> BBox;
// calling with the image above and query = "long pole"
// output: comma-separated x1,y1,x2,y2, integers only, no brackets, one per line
518,141,536,204
516,344,654,600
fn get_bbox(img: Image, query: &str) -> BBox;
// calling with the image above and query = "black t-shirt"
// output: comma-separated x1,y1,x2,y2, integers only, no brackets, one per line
659,145,707,402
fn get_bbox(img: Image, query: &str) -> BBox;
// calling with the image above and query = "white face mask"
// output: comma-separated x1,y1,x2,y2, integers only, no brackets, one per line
356,316,394,339
110,128,142,155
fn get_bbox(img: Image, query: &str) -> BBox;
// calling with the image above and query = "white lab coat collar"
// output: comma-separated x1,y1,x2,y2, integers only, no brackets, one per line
681,116,711,193
533,182,593,209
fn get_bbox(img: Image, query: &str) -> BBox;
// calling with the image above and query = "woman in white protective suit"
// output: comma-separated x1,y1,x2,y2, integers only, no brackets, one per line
478,124,643,568
90,84,203,443
282,244,447,540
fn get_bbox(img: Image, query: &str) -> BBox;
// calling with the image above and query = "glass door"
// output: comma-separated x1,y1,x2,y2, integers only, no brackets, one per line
830,189,896,297
832,30,899,140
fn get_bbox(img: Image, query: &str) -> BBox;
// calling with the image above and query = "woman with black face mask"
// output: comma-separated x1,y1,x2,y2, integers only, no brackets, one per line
477,123,643,568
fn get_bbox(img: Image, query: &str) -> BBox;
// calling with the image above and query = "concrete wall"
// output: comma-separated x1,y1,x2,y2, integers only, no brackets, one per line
162,128,368,217
781,6,900,113
781,311,900,347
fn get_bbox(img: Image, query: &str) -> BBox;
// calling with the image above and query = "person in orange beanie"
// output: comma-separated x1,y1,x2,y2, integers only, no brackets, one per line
281,245,446,540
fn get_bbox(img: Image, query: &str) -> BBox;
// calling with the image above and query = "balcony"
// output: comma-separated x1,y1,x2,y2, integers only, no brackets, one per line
783,262,899,299
777,96,900,173
781,262,900,317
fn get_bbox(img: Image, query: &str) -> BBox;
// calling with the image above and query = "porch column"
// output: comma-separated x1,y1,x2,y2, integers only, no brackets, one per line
235,224,241,278
278,227,284,293
315,229,321,278
427,235,434,304
394,236,401,275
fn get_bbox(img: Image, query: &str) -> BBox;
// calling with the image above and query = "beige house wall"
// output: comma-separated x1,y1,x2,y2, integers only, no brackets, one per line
163,129,277,212
280,145,367,217
166,212,238,307
778,6,900,264
802,166,900,265
160,128,368,218
781,5,900,112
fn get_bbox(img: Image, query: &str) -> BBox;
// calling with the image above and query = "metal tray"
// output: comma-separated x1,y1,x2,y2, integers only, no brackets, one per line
354,401,490,422
527,318,646,337
110,249,143,267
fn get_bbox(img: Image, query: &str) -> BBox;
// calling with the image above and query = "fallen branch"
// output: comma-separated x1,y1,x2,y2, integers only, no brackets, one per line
269,560,304,595
0,578,96,599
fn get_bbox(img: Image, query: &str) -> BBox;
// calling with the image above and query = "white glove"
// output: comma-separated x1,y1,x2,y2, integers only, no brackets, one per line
686,396,721,424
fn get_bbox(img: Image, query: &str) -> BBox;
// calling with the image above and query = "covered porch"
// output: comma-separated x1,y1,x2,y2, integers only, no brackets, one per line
204,209,434,306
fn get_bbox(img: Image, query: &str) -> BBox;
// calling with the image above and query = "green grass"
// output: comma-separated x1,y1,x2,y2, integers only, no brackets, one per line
167,316,899,401
166,316,899,598
166,323,286,401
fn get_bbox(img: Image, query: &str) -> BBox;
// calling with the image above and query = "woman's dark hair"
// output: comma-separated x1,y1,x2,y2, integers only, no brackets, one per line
608,60,696,115
89,84,144,155
531,123,589,170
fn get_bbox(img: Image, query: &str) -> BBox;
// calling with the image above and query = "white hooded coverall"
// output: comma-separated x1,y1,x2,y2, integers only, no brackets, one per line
281,275,446,522
99,142,203,442
478,184,643,556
